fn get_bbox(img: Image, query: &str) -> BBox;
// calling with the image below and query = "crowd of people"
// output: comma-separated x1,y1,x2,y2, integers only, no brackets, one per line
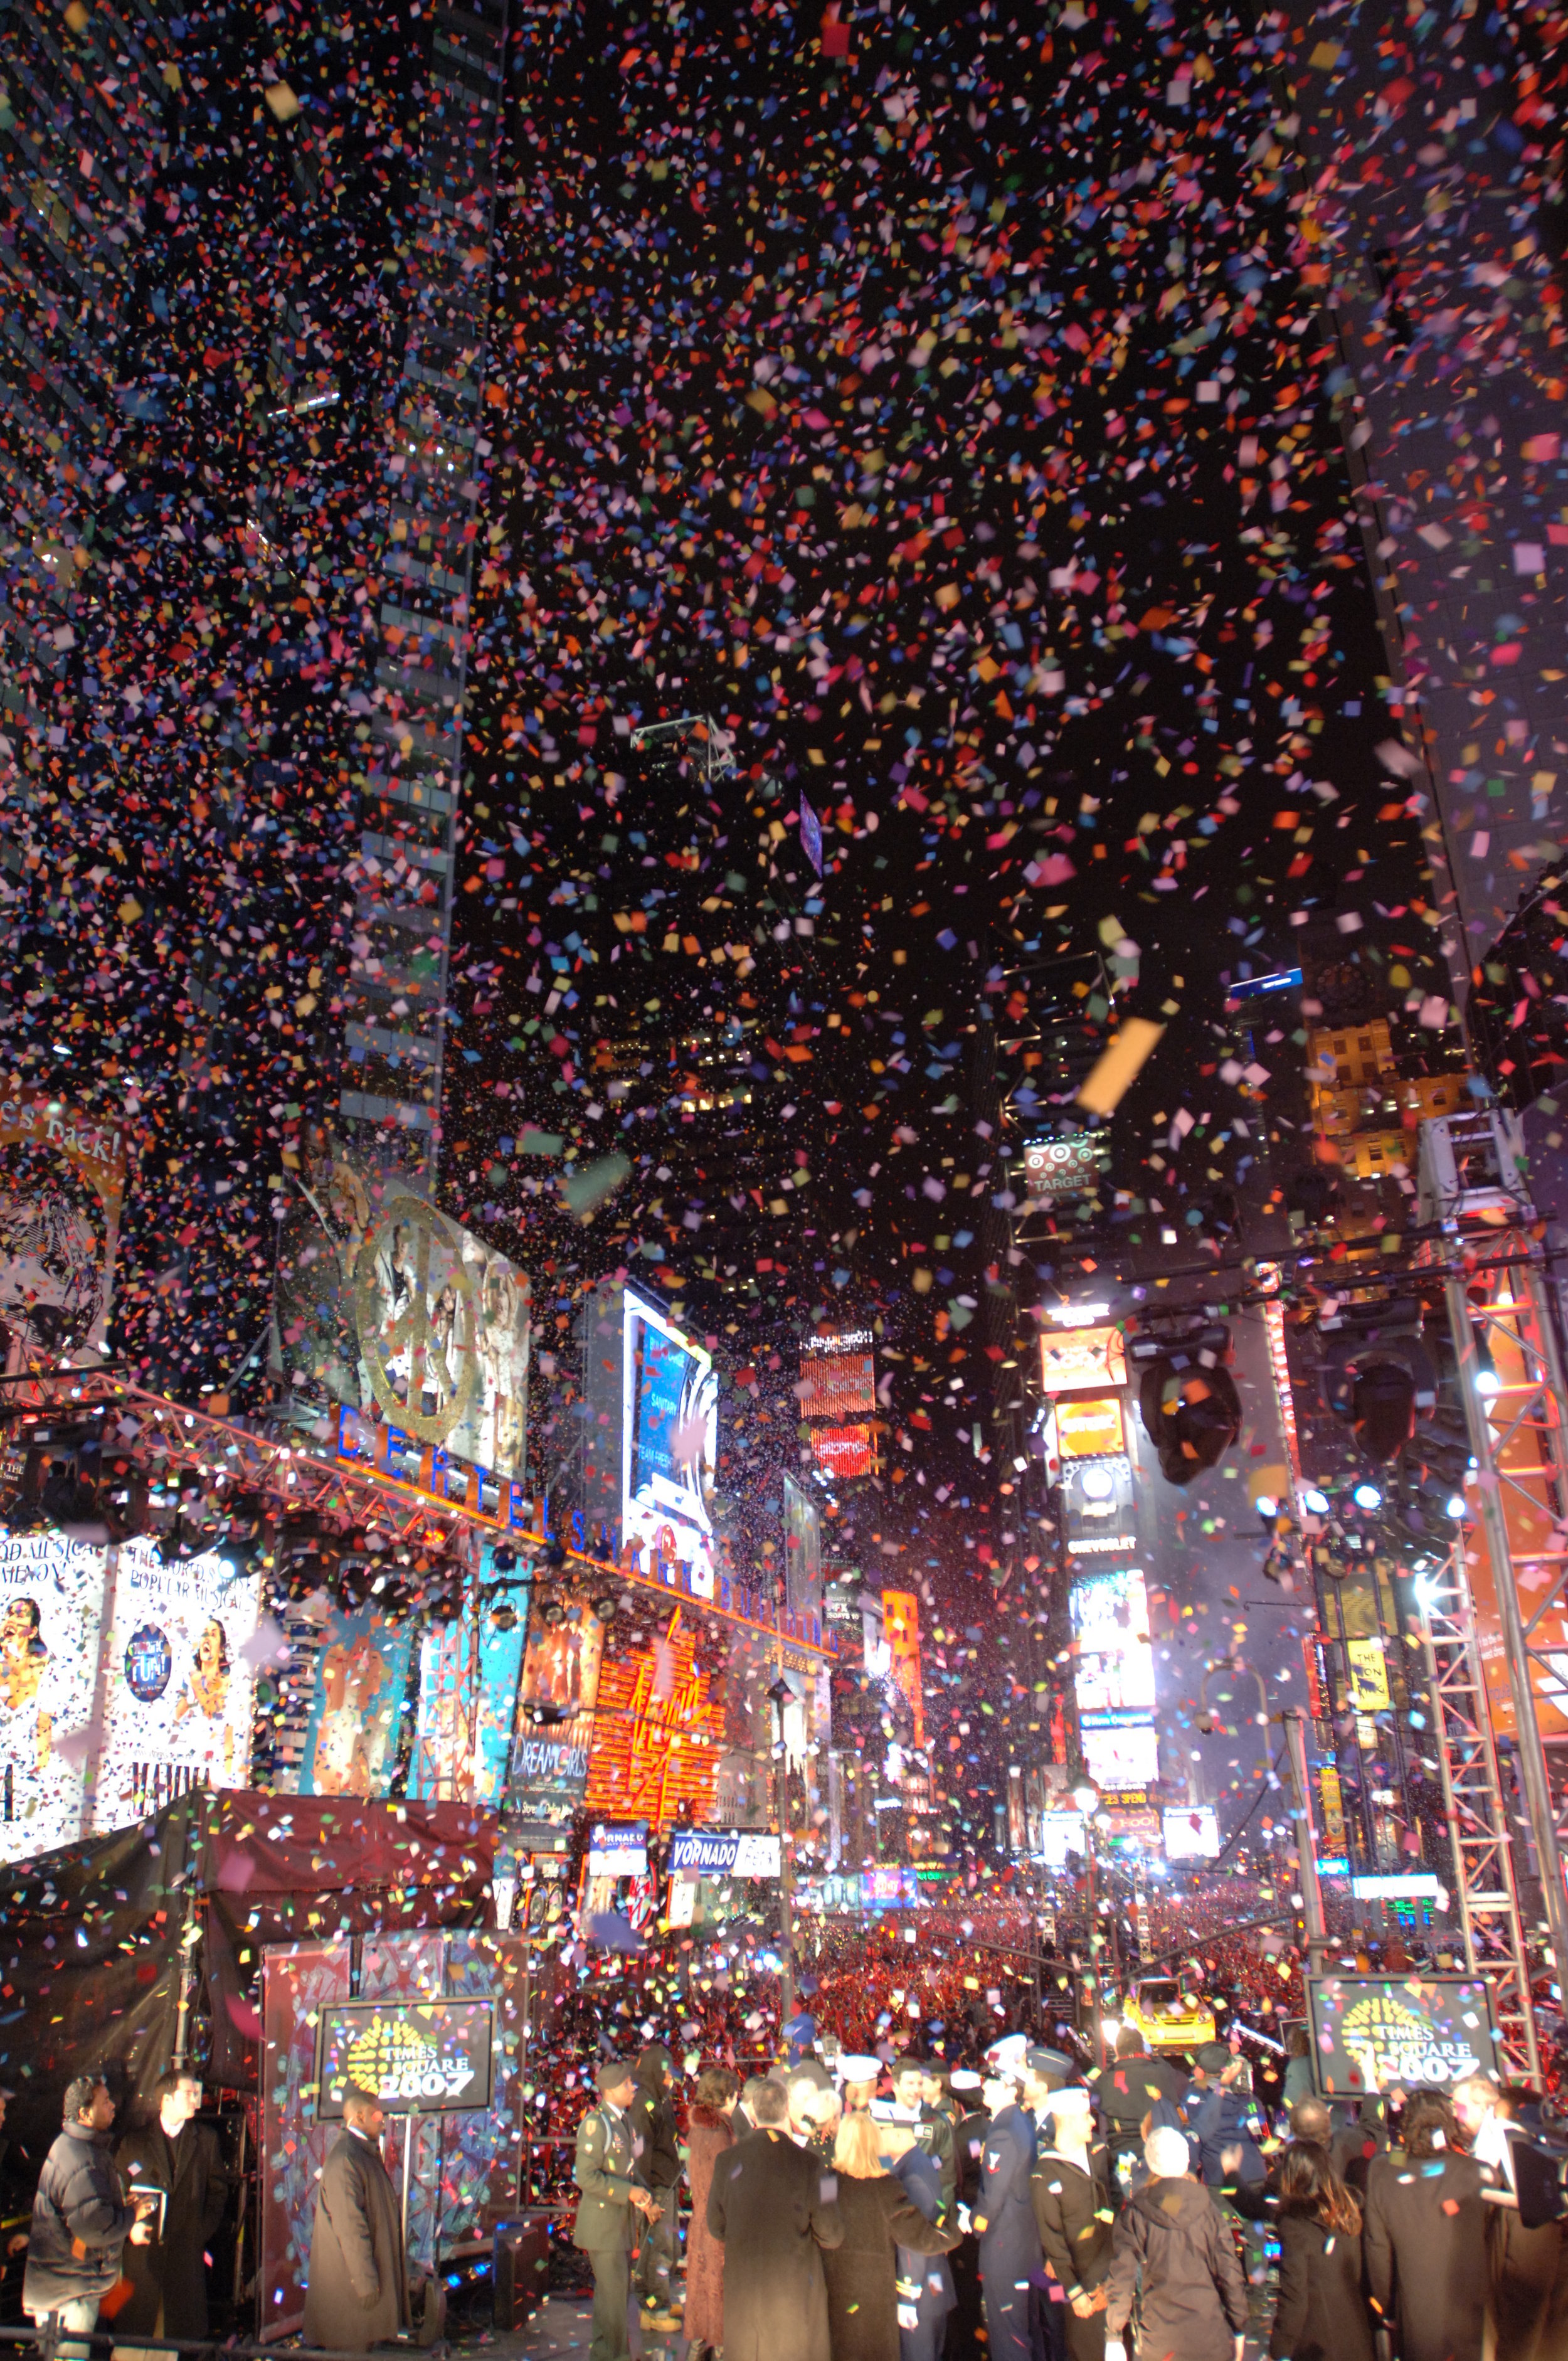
567,2016,1568,2361
6,1902,1563,2361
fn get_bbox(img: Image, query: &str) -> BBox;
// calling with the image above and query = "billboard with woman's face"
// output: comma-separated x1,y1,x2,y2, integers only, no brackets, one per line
0,1531,109,1862
89,1538,263,1830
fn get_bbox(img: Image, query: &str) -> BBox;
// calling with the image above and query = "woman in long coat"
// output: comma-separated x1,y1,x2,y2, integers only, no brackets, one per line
683,2067,737,2361
1267,2140,1375,2361
1362,2093,1488,2361
820,2113,960,2361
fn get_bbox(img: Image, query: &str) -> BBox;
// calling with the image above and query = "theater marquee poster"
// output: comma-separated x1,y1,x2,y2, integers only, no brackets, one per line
0,1529,109,1862
90,1538,262,1833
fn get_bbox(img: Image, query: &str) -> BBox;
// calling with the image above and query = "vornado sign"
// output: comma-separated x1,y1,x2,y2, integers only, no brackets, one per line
667,1826,782,1877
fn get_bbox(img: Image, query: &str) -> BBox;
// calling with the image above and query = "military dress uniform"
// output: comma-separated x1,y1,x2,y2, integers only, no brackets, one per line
572,2086,640,2361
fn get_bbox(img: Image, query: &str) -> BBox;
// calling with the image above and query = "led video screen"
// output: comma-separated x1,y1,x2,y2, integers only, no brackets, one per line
315,1999,494,2116
624,1288,719,1592
1162,1805,1222,1860
1071,1569,1155,1716
1082,1717,1161,1790
1305,1975,1502,2096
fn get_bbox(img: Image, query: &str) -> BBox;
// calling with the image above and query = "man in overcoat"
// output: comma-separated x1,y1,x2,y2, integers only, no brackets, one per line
706,2079,843,2361
115,2067,229,2345
302,2084,410,2352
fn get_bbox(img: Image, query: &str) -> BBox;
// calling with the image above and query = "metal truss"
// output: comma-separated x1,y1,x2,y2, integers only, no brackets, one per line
1420,1109,1568,2012
1416,1539,1540,2082
1,1367,829,1660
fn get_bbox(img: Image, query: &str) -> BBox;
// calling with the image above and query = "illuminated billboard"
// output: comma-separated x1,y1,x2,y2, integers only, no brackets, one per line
1040,1324,1127,1396
1061,1455,1137,1557
584,1611,724,1830
1022,1134,1110,1204
1071,1569,1155,1716
624,1290,719,1591
1082,1717,1160,1790
91,1538,262,1830
882,1589,925,1749
1162,1805,1222,1860
799,1334,876,1422
507,1599,604,1818
408,1568,527,1807
1057,1396,1125,1458
783,1473,822,1625
0,1091,129,1363
0,1531,109,1862
811,1423,875,1480
277,1154,531,1482
292,1598,414,1800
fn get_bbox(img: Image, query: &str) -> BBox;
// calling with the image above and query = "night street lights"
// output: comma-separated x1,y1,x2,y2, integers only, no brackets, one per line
1072,1775,1104,2064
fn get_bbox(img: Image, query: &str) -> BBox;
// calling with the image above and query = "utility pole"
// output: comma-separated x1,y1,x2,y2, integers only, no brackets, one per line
768,1673,798,2035
1281,1708,1331,1976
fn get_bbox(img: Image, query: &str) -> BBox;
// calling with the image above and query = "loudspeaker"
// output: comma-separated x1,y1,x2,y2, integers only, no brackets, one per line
493,2215,551,2330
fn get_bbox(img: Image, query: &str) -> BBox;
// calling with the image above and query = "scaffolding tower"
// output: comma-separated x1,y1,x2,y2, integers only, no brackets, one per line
1416,1538,1539,2082
1417,1108,1568,2047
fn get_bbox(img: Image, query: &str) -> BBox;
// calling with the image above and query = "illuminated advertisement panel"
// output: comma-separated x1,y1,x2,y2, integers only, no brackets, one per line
91,1538,261,1830
0,1091,129,1362
1163,1805,1222,1860
508,1600,605,1817
783,1473,822,1625
408,1568,527,1806
1039,1324,1127,1396
277,1159,530,1482
1071,1569,1155,1716
881,1589,925,1750
1057,1396,1125,1459
1082,1717,1160,1790
0,1531,108,1862
1061,1455,1137,1557
584,1611,724,1830
293,1600,414,1800
624,1290,719,1593
811,1423,875,1480
799,1337,876,1421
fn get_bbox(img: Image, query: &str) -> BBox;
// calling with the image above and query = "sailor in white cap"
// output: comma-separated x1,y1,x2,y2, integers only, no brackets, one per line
1033,2084,1112,2360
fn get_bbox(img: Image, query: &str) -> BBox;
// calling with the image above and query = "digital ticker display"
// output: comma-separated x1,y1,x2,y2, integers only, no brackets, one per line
314,2000,495,2117
1305,1975,1502,2096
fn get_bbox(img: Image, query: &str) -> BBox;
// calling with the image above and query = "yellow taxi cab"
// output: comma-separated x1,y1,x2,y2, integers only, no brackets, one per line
1111,1975,1217,2054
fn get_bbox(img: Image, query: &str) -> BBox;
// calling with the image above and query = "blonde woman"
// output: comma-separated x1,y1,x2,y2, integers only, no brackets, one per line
819,2112,960,2361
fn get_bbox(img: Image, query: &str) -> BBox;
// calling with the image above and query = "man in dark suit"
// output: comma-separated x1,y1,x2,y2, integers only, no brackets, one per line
302,2084,410,2353
892,2058,958,2223
706,2079,843,2361
572,2061,660,2361
975,2061,1042,2361
115,2067,229,2348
